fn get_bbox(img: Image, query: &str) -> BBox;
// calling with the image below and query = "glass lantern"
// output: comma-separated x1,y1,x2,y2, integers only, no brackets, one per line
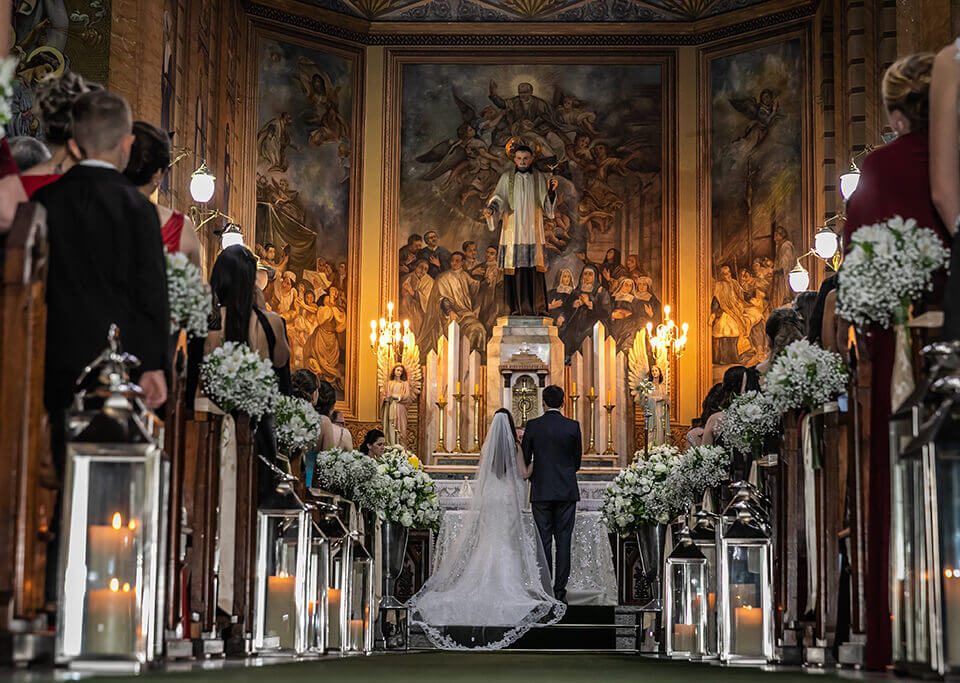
690,510,719,658
314,495,350,653
339,506,375,655
664,527,708,659
55,329,169,671
718,501,774,664
306,522,330,654
252,485,314,655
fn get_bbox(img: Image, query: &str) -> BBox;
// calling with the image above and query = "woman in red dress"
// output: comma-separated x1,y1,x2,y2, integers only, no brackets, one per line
0,73,102,229
123,121,201,267
842,53,949,670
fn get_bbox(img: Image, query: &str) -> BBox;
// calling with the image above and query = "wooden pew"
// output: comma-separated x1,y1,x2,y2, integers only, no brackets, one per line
0,203,55,664
223,414,258,654
776,413,805,662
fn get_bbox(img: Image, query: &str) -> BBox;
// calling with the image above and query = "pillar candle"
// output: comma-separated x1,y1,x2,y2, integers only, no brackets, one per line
87,512,134,582
589,386,595,397
266,575,296,648
572,382,577,395
673,624,697,653
945,571,960,666
606,389,612,405
456,381,461,394
85,578,135,655
474,382,479,394
349,620,364,649
327,588,341,649
730,583,757,609
733,606,764,656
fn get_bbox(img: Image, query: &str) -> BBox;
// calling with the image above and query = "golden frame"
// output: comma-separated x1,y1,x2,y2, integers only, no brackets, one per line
381,47,680,413
696,24,814,399
243,23,366,419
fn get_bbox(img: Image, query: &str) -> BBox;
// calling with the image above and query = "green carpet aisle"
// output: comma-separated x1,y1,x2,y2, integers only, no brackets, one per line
72,654,854,683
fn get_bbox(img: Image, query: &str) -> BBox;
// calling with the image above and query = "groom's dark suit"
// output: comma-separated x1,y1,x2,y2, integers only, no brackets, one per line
522,408,582,601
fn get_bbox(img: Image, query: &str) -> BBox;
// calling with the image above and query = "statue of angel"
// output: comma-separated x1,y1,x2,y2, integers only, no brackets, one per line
378,343,422,447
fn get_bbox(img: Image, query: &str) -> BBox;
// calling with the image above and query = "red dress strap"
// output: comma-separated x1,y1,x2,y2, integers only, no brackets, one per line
161,211,186,253
20,174,62,198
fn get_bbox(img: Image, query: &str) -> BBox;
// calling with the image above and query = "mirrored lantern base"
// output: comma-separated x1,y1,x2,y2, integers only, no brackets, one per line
379,605,409,651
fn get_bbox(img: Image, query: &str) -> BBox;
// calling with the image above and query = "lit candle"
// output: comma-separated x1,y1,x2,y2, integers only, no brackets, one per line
88,512,134,582
572,382,577,395
673,623,697,653
456,381,461,394
606,389,612,405
945,569,960,665
733,606,764,656
327,587,341,649
730,583,757,608
85,577,135,655
266,574,296,648
589,386,595,398
474,382,480,395
349,619,364,649
708,592,716,611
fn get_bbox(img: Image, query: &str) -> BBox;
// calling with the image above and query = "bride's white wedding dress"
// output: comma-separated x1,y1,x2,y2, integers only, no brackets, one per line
407,413,566,649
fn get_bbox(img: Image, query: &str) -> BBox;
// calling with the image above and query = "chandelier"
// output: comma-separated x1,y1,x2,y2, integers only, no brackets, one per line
369,301,414,363
646,304,689,397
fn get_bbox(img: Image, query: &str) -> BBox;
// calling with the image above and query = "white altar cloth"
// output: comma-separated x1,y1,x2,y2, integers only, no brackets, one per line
435,509,618,606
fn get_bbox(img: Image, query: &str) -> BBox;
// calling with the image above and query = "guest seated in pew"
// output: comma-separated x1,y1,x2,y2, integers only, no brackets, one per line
359,429,386,457
9,136,51,171
315,379,352,454
757,308,805,375
702,366,760,449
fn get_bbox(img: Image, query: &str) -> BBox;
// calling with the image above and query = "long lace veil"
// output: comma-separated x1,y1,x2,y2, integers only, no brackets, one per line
407,412,565,649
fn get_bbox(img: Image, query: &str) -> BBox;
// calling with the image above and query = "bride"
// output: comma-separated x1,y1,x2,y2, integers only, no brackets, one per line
407,409,566,649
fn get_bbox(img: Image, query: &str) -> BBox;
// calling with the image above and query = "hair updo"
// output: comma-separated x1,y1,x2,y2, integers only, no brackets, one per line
124,121,172,187
34,72,103,145
882,52,935,132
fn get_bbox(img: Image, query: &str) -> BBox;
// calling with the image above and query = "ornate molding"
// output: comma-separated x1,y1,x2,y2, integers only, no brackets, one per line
245,2,816,45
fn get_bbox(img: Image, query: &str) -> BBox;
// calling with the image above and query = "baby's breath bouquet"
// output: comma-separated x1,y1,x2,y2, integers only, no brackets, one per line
765,339,848,413
313,448,384,510
717,391,781,455
376,449,441,531
200,341,279,419
166,252,211,338
666,444,730,505
602,445,684,533
274,395,321,453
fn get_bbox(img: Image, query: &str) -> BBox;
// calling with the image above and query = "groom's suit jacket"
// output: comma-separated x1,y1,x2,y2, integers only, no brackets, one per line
521,409,582,502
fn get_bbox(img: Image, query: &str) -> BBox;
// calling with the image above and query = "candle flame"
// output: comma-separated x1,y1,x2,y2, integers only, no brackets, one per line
109,578,120,592
947,569,957,579
122,582,131,593
111,512,122,530
128,519,137,530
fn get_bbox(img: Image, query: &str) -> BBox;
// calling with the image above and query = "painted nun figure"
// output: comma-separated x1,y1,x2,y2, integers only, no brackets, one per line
483,143,558,316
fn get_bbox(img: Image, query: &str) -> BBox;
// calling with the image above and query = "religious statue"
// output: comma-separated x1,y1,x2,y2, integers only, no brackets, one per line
377,343,422,447
646,365,670,448
482,140,558,317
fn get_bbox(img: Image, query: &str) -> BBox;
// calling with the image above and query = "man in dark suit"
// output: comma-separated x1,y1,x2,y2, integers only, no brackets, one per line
521,385,582,602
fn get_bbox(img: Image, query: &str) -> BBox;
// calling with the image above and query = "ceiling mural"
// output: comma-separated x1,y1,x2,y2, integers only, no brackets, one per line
295,0,776,22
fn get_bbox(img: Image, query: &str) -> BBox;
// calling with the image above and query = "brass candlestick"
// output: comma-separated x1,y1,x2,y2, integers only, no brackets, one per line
435,395,448,453
585,395,598,455
453,392,464,453
570,391,580,424
603,404,617,456
471,392,482,453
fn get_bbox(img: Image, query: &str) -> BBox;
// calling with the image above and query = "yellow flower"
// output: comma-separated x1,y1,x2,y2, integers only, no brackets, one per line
408,455,421,470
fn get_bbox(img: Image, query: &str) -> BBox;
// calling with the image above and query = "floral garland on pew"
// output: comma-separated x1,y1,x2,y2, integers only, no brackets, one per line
166,252,211,339
716,390,781,457
199,341,279,419
274,395,321,454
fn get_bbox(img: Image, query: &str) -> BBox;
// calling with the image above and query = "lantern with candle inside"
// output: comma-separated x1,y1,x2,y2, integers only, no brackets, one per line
664,527,708,659
718,501,773,664
253,480,315,655
306,522,331,654
343,523,375,654
312,493,351,652
55,326,169,671
689,509,719,658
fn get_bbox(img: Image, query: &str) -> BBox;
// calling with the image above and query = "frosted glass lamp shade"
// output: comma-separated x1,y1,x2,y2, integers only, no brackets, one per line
190,164,216,203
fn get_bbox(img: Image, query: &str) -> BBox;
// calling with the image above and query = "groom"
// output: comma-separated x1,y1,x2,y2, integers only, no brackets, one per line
521,385,583,602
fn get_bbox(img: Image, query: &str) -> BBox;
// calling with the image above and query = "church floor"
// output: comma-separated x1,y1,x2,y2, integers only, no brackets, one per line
5,654,886,683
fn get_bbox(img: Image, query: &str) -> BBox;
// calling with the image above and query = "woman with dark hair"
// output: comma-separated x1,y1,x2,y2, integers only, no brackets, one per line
792,291,819,338
292,368,320,404
702,365,760,447
758,308,805,374
807,276,839,347
316,379,352,452
359,429,386,457
687,383,724,447
124,121,201,266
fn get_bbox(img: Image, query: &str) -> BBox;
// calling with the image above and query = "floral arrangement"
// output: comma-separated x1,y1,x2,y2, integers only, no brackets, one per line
274,395,321,453
602,445,684,534
765,339,848,413
838,215,949,329
667,445,730,504
633,377,655,403
0,57,16,127
376,449,442,531
166,252,211,338
716,391,781,454
383,443,422,470
200,342,280,419
313,448,384,511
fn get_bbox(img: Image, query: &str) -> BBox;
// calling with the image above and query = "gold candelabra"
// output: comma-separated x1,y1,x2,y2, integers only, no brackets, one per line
453,390,464,453
369,301,414,364
585,389,598,455
603,404,617,456
570,385,580,423
646,304,689,400
435,394,448,453
471,387,482,453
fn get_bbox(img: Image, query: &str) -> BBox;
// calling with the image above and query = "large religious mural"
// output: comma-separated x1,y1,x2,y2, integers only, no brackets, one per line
394,59,669,362
6,0,111,139
704,35,806,383
254,36,359,401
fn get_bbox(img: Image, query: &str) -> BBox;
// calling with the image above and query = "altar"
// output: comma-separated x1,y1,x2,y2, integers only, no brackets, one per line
431,479,618,606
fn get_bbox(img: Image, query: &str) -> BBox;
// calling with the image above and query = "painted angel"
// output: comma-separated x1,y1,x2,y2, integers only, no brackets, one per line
552,88,599,136
296,57,349,146
378,345,422,447
728,89,783,153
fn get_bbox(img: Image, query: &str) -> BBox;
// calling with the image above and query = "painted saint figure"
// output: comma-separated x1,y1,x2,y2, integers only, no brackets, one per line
482,143,558,316
381,364,412,446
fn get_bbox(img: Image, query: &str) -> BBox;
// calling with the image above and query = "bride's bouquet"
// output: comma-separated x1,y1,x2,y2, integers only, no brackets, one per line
313,448,384,510
376,447,442,531
166,251,211,339
716,390,781,455
602,445,684,534
765,339,847,413
838,215,949,329
273,395,321,453
200,341,279,418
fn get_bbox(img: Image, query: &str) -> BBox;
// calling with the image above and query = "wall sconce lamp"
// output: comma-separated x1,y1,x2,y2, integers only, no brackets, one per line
838,146,875,201
217,223,244,250
189,162,217,204
790,215,846,293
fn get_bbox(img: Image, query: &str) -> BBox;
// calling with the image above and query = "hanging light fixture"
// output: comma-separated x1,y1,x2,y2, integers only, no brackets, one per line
814,226,840,261
839,163,860,201
220,223,244,250
788,261,810,293
189,162,216,203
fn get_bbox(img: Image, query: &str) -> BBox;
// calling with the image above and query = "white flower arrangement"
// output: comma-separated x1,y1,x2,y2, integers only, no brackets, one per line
716,391,781,454
666,444,730,506
633,377,655,403
274,395,321,454
166,252,211,338
0,57,17,128
838,215,949,329
200,341,280,419
765,339,848,413
313,448,385,511
602,445,685,533
376,449,442,531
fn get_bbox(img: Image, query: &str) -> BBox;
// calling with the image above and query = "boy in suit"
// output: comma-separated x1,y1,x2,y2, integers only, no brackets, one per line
521,385,583,602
